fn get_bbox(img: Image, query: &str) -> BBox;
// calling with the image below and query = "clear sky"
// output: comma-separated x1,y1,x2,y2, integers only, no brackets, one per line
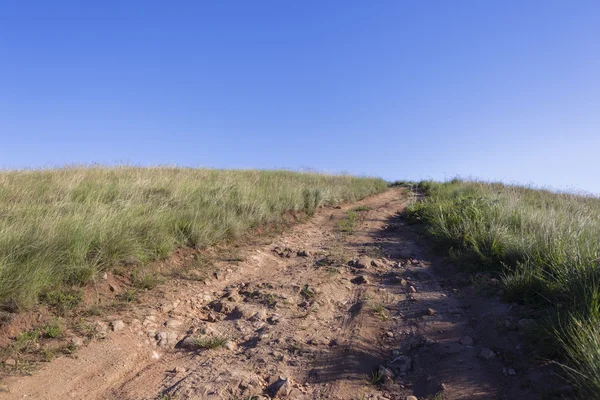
1,1,599,193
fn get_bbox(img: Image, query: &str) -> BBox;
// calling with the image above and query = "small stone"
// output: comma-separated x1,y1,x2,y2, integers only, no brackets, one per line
517,318,535,332
94,321,109,336
165,319,183,328
224,340,237,351
206,312,221,323
4,359,16,366
351,275,369,285
109,283,119,292
268,376,293,397
459,336,474,346
426,308,437,316
102,272,108,280
508,368,516,376
399,278,408,286
156,331,178,347
378,364,395,383
479,348,495,360
110,320,125,331
392,355,412,373
353,257,372,269
267,315,281,325
250,309,268,322
406,396,418,400
69,336,84,347
407,285,417,293
176,335,198,350
297,250,310,257
385,331,394,338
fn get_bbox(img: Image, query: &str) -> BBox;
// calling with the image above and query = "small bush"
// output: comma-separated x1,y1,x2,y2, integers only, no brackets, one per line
338,211,358,233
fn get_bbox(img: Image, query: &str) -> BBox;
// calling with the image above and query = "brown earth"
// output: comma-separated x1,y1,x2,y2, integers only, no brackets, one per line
0,188,570,399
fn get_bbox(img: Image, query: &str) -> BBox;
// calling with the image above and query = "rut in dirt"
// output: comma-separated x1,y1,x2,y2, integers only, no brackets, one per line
2,189,565,400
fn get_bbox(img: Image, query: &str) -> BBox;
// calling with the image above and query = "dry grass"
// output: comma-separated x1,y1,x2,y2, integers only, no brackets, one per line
0,166,386,309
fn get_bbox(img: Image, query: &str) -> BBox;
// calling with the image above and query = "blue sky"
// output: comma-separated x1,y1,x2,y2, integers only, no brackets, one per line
1,1,599,193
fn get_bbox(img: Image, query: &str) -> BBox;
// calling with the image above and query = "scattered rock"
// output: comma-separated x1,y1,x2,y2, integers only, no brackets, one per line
479,348,495,360
385,331,394,338
391,355,412,374
110,320,125,331
273,247,294,258
230,305,254,320
156,331,178,347
267,376,293,397
378,364,395,383
206,312,222,323
351,275,369,285
459,336,474,346
69,336,85,347
350,257,372,269
224,340,237,351
4,359,16,366
267,315,281,325
517,318,535,332
94,321,109,337
426,308,437,316
406,396,418,400
108,283,119,292
101,272,108,280
176,335,198,350
407,285,417,293
250,309,268,322
503,367,517,376
297,250,310,257
211,301,233,314
165,319,183,328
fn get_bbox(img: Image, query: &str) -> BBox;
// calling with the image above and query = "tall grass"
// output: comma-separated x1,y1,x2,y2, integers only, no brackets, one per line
0,167,386,309
404,179,600,397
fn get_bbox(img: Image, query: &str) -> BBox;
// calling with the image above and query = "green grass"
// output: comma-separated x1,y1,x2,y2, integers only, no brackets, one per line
0,167,386,309
192,335,229,349
300,284,316,300
371,303,389,321
405,179,600,398
337,210,358,233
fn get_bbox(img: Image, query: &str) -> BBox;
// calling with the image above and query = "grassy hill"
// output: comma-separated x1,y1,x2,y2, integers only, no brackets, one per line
0,167,386,309
404,179,600,396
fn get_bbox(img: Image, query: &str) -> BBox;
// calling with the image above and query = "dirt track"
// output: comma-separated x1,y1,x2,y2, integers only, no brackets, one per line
2,189,566,399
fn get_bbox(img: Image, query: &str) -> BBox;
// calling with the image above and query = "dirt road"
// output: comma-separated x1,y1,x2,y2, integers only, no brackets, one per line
2,189,565,399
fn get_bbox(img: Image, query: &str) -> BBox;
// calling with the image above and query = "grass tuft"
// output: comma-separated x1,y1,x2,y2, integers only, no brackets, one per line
192,335,229,350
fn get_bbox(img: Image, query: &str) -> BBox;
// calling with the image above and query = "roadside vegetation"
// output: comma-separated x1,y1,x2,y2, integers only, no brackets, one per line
0,167,386,309
403,179,600,397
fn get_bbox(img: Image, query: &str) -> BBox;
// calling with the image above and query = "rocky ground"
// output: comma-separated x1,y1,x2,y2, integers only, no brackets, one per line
0,188,571,399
